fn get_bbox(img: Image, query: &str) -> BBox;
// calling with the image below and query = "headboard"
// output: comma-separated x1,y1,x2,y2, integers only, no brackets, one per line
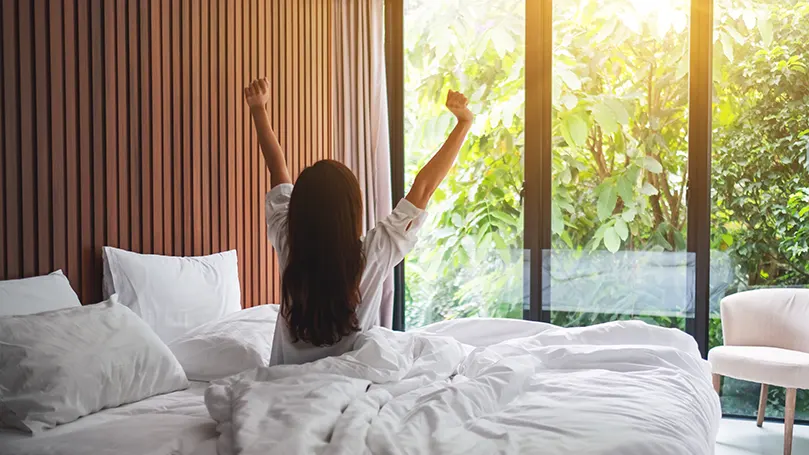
0,0,332,306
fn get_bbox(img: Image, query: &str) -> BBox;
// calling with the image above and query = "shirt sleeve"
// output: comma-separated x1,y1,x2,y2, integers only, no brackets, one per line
363,198,428,273
265,183,294,261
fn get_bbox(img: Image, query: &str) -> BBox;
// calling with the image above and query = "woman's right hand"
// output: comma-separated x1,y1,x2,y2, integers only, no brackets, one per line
446,90,473,124
244,78,270,110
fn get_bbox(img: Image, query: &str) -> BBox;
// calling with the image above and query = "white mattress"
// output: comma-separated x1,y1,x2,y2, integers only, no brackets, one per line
0,381,217,455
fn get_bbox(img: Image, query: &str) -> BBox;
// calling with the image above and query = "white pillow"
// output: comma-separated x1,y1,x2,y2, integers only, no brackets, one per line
414,318,556,347
0,270,81,317
0,296,189,433
168,304,279,381
103,247,242,343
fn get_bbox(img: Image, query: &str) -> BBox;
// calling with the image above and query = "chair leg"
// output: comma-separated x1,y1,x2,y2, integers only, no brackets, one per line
784,388,796,455
712,374,722,394
757,384,768,427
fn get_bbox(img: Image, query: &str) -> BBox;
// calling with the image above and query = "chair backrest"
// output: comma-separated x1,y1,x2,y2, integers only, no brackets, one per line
720,288,809,353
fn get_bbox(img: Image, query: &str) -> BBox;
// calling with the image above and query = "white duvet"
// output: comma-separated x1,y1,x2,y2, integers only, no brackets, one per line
205,320,721,455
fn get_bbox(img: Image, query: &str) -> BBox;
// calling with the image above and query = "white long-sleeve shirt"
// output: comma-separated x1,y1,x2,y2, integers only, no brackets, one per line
265,183,426,366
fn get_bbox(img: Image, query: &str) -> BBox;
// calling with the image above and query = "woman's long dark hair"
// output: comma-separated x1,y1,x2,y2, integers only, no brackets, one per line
281,160,365,346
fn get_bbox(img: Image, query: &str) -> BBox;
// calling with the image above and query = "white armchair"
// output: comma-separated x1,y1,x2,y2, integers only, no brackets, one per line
708,288,809,455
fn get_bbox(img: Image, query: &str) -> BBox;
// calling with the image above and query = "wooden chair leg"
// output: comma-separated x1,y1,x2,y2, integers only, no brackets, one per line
784,388,796,455
757,384,768,427
712,374,722,394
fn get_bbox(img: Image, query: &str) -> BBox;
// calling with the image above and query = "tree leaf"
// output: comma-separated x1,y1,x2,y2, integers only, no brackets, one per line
614,218,629,241
592,102,619,135
490,28,516,59
614,131,626,156
451,213,463,227
722,233,734,246
560,168,572,185
605,99,630,125
743,10,757,30
561,94,578,110
673,230,685,250
757,14,773,47
725,26,745,45
617,175,634,203
675,55,689,80
622,207,637,222
597,185,618,221
721,31,734,63
562,114,588,147
558,69,581,91
593,18,618,43
604,227,621,253
641,182,659,196
461,236,477,261
642,156,664,173
552,202,564,235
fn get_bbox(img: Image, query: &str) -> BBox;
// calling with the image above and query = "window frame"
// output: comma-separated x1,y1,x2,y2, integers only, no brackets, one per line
385,0,712,358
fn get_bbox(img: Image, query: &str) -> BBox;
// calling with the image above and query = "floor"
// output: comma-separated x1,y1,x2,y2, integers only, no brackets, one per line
716,418,809,455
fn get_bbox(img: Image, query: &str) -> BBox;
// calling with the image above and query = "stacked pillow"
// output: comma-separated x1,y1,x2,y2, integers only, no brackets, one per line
0,273,189,434
0,270,80,317
101,247,242,343
0,248,251,434
0,247,288,435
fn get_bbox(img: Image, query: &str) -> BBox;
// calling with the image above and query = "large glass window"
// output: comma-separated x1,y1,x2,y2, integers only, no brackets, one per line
403,0,526,328
393,0,809,422
548,0,693,330
711,0,809,420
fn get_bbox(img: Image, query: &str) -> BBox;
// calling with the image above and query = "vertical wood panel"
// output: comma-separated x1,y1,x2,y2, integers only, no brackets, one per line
201,0,211,256
2,0,19,279
218,0,228,252
1,0,332,306
34,0,51,276
161,0,172,254
64,0,80,285
191,0,202,255
271,0,280,303
248,0,256,307
171,0,182,255
258,0,267,306
104,0,119,261
91,0,105,303
210,0,220,255
139,0,152,255
127,0,141,253
150,0,163,255
0,3,6,280
77,0,94,299
235,0,245,304
181,0,191,256
227,0,236,255
115,0,130,252
19,0,36,278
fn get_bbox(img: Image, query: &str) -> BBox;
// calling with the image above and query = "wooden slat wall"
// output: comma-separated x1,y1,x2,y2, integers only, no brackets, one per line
0,0,332,307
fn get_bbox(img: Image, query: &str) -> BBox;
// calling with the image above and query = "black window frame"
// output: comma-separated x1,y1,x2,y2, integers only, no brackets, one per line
385,0,712,359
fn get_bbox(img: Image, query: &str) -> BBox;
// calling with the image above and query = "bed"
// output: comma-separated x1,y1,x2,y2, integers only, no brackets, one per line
0,316,721,455
0,382,217,455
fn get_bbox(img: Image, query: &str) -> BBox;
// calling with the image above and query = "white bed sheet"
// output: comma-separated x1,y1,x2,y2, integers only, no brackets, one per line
207,321,721,455
0,381,217,455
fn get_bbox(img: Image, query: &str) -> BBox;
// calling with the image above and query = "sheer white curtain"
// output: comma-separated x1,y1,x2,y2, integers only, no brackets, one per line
331,0,394,327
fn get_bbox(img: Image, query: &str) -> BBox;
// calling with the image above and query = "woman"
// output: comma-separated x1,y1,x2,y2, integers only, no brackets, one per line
244,77,473,365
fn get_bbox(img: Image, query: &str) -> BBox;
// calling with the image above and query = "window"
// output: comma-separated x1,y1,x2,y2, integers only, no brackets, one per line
711,0,809,420
389,0,809,421
549,0,693,330
403,0,526,328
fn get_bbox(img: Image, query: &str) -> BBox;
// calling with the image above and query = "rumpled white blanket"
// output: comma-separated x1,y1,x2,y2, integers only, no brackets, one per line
205,321,721,455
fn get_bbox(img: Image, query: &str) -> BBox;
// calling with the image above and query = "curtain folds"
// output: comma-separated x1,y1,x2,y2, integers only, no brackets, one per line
331,0,394,327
